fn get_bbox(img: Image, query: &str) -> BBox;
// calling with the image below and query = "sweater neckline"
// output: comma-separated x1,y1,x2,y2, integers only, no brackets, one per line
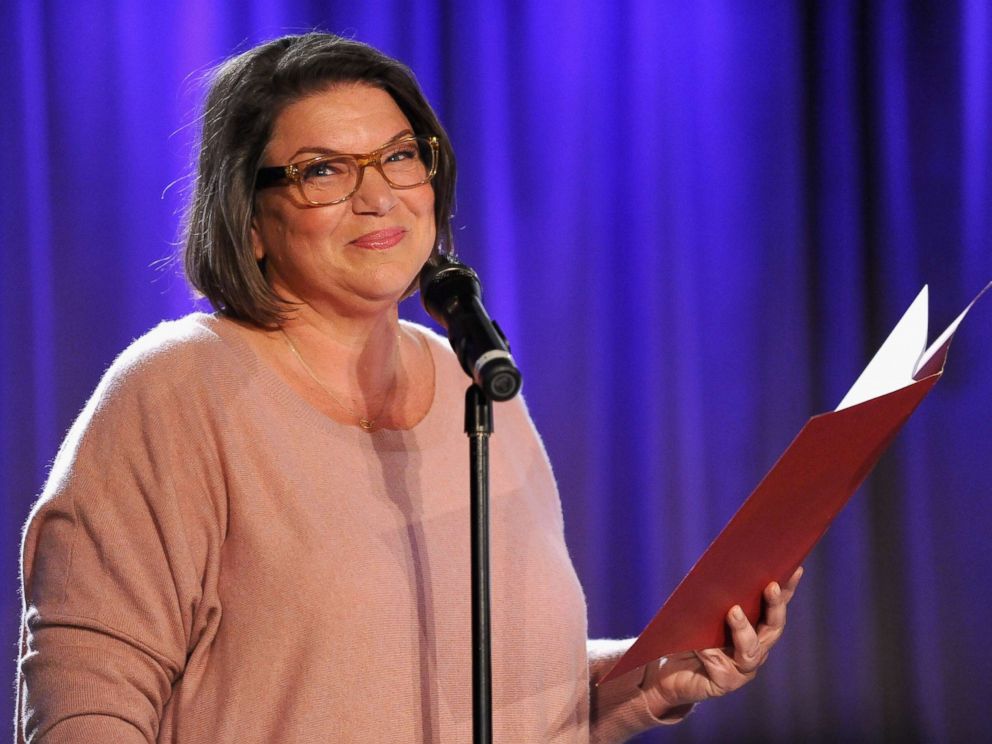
197,313,453,451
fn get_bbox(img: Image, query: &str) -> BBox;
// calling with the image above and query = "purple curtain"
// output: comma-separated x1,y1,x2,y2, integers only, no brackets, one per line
3,2,990,741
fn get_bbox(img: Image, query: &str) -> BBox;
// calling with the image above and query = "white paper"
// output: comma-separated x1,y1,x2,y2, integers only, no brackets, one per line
835,287,929,411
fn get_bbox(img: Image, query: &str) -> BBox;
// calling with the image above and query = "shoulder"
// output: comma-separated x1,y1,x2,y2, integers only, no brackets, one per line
84,313,266,419
405,319,542,443
403,319,477,395
406,320,523,404
102,313,240,393
58,314,246,461
39,314,241,513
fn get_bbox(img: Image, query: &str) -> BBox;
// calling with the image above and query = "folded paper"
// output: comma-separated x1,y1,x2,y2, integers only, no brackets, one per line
601,283,990,683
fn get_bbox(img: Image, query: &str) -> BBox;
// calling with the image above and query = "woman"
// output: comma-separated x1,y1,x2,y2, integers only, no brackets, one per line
17,33,801,743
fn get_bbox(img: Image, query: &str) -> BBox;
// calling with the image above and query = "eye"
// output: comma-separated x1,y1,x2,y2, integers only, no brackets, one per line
383,143,420,164
302,157,352,180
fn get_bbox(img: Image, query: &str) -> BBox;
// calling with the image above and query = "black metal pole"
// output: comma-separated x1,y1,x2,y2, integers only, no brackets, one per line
465,384,493,744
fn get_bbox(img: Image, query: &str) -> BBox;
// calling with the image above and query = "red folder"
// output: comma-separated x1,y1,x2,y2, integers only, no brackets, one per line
601,283,990,683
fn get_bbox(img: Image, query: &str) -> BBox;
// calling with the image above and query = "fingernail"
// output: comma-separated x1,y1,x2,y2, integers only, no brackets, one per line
771,583,781,598
732,606,744,621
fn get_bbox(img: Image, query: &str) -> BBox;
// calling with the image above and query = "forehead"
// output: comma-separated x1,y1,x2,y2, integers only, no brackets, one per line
265,83,413,159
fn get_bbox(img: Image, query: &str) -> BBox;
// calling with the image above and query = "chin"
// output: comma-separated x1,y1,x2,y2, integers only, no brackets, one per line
351,271,421,306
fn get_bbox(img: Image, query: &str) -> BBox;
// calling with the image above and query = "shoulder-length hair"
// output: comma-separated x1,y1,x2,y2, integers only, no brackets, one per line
183,32,457,327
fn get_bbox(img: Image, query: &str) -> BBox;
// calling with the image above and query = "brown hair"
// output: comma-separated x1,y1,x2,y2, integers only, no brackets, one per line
182,32,457,327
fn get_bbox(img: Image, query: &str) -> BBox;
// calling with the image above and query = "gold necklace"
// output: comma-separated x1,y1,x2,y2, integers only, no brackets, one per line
279,328,397,432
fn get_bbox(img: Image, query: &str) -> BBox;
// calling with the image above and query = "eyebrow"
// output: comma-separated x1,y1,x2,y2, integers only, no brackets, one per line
286,129,414,162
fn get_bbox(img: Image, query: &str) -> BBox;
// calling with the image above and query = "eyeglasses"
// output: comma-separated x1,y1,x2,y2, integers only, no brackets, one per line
255,135,439,206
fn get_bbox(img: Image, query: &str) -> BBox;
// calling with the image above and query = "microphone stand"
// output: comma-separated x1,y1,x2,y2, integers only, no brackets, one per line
420,254,521,743
466,384,493,744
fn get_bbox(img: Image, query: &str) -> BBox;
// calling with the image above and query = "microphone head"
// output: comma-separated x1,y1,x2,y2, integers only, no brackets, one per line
419,254,481,329
419,253,522,401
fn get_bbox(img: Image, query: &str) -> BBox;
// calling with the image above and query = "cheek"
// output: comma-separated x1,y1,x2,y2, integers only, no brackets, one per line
416,209,437,259
259,204,349,257
414,192,437,239
253,200,293,257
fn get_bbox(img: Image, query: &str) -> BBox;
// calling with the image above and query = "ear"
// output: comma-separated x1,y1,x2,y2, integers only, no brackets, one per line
251,213,265,261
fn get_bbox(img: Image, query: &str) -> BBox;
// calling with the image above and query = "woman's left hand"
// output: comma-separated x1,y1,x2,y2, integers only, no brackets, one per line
641,566,804,717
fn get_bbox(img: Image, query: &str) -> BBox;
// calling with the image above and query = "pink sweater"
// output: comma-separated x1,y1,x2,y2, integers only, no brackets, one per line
17,314,673,743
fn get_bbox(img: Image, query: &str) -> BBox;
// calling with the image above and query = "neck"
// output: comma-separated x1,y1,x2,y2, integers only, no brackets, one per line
276,302,409,428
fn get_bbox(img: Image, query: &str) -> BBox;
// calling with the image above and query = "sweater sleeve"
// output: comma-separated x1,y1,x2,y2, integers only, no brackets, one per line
587,639,694,744
17,330,226,743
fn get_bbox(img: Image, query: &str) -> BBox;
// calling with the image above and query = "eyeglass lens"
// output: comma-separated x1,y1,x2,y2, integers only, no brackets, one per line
300,138,434,204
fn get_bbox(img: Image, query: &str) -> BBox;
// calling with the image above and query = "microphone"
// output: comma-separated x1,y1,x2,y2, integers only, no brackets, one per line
420,254,522,402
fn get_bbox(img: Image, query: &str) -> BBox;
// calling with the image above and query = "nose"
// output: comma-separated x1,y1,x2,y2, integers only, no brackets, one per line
350,165,397,215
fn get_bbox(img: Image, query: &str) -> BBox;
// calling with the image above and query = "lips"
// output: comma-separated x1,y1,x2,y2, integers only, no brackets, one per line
350,228,407,250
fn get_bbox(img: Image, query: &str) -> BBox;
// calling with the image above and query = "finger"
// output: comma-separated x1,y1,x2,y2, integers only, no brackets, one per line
662,650,701,666
760,581,788,638
758,566,804,645
691,648,751,695
767,566,804,609
784,566,804,595
773,566,804,601
727,605,763,674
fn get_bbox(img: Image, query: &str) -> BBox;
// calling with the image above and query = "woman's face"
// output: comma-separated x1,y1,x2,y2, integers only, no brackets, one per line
252,83,436,317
